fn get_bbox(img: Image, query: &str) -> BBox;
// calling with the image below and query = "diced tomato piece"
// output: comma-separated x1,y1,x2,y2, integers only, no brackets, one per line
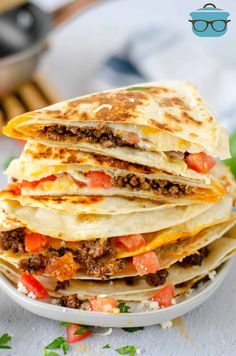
19,272,49,299
185,152,216,174
133,252,160,276
18,139,26,146
89,297,118,313
25,232,48,253
74,179,86,187
114,234,146,251
150,284,174,307
85,171,112,189
127,133,140,145
21,175,57,189
66,324,91,344
6,183,21,195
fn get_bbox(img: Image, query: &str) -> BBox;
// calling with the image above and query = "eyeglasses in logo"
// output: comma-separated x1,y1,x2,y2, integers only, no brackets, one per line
189,3,231,37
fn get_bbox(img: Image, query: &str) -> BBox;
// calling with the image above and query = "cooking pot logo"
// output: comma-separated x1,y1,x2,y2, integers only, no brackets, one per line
189,3,231,37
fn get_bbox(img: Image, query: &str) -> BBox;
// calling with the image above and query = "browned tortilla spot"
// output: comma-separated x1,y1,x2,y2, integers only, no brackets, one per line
182,112,202,126
149,119,179,132
159,97,191,111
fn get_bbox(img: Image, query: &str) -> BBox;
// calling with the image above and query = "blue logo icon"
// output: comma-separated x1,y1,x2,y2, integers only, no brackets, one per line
189,3,231,37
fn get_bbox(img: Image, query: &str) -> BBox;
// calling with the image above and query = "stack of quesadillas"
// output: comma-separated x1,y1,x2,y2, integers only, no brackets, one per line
0,81,236,312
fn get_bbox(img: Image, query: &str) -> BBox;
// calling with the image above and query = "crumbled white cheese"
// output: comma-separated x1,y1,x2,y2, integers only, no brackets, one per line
208,270,217,280
137,300,159,312
93,104,112,113
92,327,113,336
97,294,108,298
28,291,37,300
186,288,194,296
80,301,90,310
51,299,59,305
171,298,177,305
160,320,173,329
129,98,135,103
17,282,28,295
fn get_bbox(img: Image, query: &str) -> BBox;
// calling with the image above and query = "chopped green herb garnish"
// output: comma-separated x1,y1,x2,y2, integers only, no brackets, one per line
128,86,147,91
74,326,88,335
0,333,12,349
58,322,71,327
103,344,111,349
122,327,144,333
115,345,137,356
44,351,60,356
3,156,16,170
45,337,69,355
118,302,131,313
224,131,236,177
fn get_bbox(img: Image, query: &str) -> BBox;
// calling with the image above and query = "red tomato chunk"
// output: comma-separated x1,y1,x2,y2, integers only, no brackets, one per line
185,152,216,174
149,284,175,307
133,252,160,276
19,272,49,299
85,171,112,189
89,297,118,313
25,232,48,253
67,324,91,344
114,234,146,251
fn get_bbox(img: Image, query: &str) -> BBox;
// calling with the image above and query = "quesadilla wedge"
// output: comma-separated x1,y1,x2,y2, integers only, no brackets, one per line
1,230,235,302
0,205,234,281
3,83,230,172
5,151,225,203
0,195,216,240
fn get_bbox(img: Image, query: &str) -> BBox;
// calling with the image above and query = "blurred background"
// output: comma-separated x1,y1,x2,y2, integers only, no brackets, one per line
0,0,236,186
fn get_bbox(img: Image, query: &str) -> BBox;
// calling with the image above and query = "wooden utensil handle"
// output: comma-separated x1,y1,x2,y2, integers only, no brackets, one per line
51,0,102,28
0,0,26,14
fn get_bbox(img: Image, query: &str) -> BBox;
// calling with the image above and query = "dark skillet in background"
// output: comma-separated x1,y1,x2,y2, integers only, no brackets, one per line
0,0,102,97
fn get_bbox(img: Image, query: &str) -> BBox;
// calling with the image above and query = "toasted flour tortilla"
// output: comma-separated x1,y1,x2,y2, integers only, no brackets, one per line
1,235,235,301
0,197,215,240
0,190,184,215
20,142,214,184
76,216,236,279
3,82,230,159
5,155,225,203
0,195,231,257
1,214,235,283
0,258,208,300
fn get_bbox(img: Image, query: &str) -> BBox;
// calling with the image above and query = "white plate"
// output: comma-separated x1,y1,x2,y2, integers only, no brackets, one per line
0,260,232,328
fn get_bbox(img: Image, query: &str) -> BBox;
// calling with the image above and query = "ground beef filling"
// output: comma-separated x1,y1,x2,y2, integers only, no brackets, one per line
59,294,81,309
0,228,25,253
41,124,140,149
178,247,209,268
113,174,194,196
145,269,169,287
19,239,125,280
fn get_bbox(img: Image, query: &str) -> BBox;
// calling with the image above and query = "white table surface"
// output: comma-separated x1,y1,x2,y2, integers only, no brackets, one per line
1,1,236,355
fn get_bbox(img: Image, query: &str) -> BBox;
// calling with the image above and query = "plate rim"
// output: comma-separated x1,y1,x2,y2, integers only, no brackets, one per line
0,258,233,322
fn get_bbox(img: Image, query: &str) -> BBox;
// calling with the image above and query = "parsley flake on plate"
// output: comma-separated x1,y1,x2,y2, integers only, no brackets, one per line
0,333,12,349
44,336,69,355
58,322,71,327
118,302,131,313
122,327,144,333
115,345,138,356
224,131,236,177
103,344,111,349
74,326,89,335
